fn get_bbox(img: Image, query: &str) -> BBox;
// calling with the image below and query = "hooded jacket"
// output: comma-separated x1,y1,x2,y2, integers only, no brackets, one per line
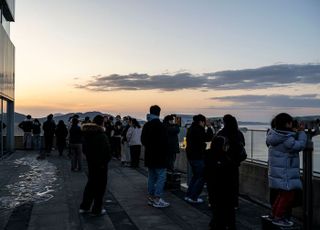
141,118,168,168
266,129,307,190
82,123,111,168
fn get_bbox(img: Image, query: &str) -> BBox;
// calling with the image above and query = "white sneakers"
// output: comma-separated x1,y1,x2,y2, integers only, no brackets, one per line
184,197,204,204
272,218,294,227
78,209,90,214
148,197,170,208
79,208,107,216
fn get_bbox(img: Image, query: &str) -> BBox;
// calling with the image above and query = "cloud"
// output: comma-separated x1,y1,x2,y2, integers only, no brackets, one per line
76,63,320,91
209,94,320,108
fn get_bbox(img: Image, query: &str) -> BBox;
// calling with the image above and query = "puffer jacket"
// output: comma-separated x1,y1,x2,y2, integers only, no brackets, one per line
266,129,307,190
82,123,111,168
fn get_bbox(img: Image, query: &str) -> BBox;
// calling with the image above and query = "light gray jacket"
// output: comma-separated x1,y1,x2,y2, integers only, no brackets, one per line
266,129,307,190
126,127,142,146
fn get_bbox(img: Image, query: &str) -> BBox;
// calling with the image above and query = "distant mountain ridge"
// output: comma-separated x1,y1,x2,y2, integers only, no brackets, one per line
14,111,110,125
14,111,112,136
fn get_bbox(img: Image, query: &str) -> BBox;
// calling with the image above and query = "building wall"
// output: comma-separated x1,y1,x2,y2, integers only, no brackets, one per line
0,25,14,100
0,0,15,154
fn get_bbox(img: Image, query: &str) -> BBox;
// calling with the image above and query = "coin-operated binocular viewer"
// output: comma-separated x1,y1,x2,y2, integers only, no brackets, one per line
295,118,320,230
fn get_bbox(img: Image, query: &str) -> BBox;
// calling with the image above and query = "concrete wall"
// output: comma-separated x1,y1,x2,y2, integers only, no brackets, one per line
14,136,55,150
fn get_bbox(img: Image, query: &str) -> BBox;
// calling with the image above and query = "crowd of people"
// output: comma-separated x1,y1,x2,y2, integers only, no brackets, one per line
17,108,308,229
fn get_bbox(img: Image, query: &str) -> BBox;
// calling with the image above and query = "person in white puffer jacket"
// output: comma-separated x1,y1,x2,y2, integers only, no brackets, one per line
266,113,307,227
126,118,142,168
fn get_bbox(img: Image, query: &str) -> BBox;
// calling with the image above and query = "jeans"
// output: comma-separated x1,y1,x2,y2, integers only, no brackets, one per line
32,134,41,151
23,132,32,149
186,159,205,200
148,168,167,198
70,143,83,171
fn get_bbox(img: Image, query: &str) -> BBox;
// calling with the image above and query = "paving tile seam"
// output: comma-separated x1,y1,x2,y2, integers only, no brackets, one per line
45,155,86,230
105,191,139,230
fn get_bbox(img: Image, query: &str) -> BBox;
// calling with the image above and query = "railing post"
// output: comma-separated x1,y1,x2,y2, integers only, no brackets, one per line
250,130,253,160
303,134,313,230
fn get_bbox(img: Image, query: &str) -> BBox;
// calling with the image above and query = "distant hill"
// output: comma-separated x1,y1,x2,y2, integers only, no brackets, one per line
49,111,111,124
14,112,27,124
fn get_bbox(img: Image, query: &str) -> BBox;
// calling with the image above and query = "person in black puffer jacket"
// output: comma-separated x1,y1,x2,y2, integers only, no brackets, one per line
79,115,111,216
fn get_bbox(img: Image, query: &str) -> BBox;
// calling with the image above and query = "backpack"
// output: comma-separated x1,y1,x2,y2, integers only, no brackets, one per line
207,135,232,166
214,133,247,165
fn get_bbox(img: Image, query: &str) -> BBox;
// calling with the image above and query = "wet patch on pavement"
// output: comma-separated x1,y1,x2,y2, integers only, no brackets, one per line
0,156,58,210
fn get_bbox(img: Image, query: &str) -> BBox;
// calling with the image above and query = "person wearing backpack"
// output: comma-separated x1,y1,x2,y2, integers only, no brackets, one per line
205,114,246,230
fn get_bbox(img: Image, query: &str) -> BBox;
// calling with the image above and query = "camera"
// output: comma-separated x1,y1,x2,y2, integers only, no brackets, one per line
171,114,182,127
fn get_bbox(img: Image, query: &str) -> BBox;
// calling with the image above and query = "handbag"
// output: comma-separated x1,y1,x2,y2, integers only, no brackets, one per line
238,143,247,162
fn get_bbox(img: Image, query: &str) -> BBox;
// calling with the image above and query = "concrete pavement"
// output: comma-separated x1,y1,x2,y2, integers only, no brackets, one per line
0,150,287,230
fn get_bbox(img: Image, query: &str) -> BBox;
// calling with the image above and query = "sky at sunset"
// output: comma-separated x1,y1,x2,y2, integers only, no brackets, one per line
11,0,320,122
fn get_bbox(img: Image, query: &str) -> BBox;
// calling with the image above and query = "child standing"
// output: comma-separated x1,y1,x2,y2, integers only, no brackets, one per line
266,113,306,227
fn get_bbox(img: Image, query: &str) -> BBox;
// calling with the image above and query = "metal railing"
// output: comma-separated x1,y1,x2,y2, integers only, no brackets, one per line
242,129,320,175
